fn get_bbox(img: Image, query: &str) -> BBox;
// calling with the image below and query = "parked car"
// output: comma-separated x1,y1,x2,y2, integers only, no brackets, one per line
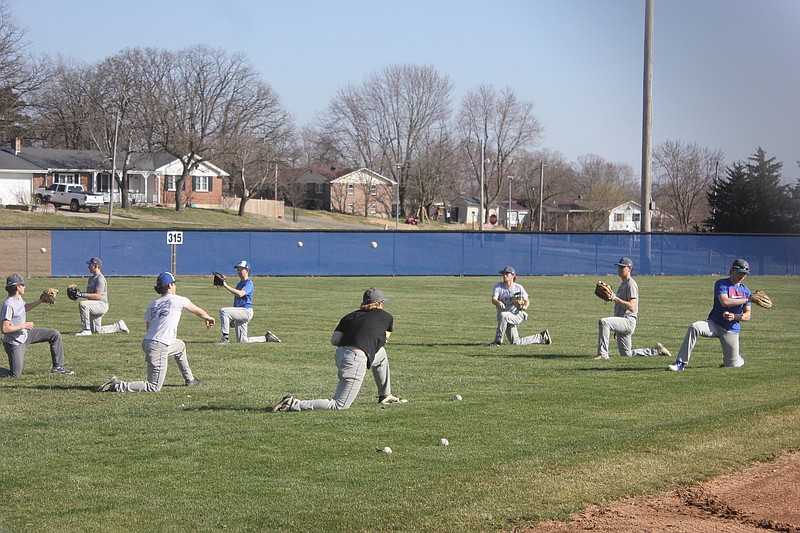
34,184,104,212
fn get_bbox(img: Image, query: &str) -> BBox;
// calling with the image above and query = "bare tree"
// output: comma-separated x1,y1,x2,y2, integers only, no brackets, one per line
456,85,543,223
514,149,573,230
653,139,723,231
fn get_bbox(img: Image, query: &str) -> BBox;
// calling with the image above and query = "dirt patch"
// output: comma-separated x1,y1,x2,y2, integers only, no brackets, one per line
526,452,800,532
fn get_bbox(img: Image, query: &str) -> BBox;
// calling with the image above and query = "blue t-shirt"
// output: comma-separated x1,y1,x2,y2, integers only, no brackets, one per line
234,279,254,309
708,277,751,332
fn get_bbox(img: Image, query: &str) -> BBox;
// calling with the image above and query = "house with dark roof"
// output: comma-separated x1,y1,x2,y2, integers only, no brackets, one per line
0,139,229,208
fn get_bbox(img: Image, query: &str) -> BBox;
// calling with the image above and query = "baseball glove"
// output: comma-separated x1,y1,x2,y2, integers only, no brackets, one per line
595,280,614,301
40,287,59,305
66,284,80,301
749,290,773,309
212,272,226,287
512,292,527,310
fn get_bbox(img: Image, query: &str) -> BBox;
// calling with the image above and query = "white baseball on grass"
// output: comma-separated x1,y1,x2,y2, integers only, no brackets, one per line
297,241,303,247
438,438,449,447
377,446,392,454
454,394,462,401
40,247,47,253
371,241,378,248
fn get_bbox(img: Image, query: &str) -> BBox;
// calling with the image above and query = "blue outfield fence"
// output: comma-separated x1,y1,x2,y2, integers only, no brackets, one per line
50,230,800,277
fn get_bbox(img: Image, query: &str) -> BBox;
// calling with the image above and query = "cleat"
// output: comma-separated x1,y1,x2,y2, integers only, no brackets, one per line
542,330,552,345
51,366,75,375
75,330,92,336
216,336,230,345
667,361,686,372
593,354,609,360
271,394,294,412
97,376,119,392
378,394,408,404
185,378,203,387
265,331,282,343
487,342,502,347
655,342,671,357
117,320,129,333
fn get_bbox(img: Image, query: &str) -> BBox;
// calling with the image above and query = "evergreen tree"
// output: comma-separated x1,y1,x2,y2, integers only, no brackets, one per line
705,148,793,233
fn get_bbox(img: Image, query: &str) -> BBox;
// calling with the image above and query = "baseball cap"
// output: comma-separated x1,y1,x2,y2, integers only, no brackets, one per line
234,260,251,270
614,257,633,268
6,273,26,286
87,257,102,267
732,259,750,273
156,272,177,286
499,266,516,275
362,287,388,305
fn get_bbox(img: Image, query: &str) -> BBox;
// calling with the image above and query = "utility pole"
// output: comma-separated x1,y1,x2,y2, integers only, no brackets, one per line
640,0,654,272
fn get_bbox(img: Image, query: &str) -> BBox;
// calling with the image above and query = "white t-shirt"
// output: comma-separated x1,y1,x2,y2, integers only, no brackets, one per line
1,295,27,345
143,294,191,346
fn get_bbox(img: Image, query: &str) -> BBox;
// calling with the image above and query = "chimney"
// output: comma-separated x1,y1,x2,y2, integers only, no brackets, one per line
14,137,22,154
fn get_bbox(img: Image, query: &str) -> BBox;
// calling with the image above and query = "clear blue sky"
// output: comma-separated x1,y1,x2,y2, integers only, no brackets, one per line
10,0,800,178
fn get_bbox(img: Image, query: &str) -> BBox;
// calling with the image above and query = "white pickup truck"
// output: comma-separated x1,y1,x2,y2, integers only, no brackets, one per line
34,183,105,212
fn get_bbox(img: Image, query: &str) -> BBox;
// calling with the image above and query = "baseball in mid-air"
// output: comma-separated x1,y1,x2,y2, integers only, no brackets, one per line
454,394,462,401
40,247,47,253
371,241,378,248
438,438,449,447
297,241,303,248
377,446,392,454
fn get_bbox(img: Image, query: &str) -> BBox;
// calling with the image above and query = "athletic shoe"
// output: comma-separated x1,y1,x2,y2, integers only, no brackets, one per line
117,320,129,333
185,378,203,387
51,366,75,375
542,330,552,345
216,336,230,345
487,341,502,347
271,394,294,412
593,354,609,360
378,394,408,404
265,331,282,343
75,330,92,336
655,342,671,357
97,376,119,392
668,361,686,372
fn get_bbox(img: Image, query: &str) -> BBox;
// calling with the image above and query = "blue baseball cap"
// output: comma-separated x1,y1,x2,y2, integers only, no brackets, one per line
614,257,633,268
87,257,102,266
732,259,750,273
6,274,25,286
234,260,251,270
156,272,176,286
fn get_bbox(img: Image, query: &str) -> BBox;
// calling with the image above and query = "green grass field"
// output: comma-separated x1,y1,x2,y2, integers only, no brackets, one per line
2,275,799,532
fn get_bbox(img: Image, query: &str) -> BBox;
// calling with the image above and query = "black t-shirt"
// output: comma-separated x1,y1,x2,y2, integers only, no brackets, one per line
334,308,394,368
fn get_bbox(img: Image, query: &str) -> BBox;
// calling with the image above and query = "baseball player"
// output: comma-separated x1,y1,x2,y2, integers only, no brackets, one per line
74,257,128,336
1,274,74,377
668,258,752,371
594,257,671,359
217,260,280,344
270,287,407,412
489,266,551,346
97,272,214,392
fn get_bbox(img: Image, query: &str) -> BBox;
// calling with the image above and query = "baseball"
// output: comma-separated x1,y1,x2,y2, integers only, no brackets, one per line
438,438,449,447
454,394,462,401
297,241,303,248
40,247,47,253
371,241,378,248
377,446,392,454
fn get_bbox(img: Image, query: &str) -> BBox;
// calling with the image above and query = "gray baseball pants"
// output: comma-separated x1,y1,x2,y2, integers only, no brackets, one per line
114,339,196,392
79,300,121,333
597,316,661,356
495,311,547,345
219,307,265,343
1,328,65,377
289,346,392,411
677,319,744,368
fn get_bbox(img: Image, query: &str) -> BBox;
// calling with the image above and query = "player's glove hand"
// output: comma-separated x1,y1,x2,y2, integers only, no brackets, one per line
66,284,81,300
749,290,773,309
212,272,226,287
40,288,59,305
512,292,527,311
595,280,614,301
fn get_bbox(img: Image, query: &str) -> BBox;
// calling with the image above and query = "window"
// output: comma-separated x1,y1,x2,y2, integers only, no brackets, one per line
370,184,377,196
55,173,78,184
614,213,625,222
370,203,377,215
165,176,177,191
347,184,354,195
347,203,355,214
632,213,641,222
95,173,111,192
194,176,210,192
314,183,323,195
